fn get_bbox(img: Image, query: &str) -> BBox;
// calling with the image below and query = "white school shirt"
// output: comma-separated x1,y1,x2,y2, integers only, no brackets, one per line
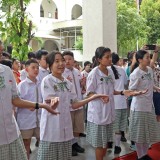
111,65,128,109
0,64,20,145
20,69,27,81
63,68,83,111
81,70,89,78
16,78,42,130
37,66,49,83
40,74,76,142
129,66,154,112
86,67,115,125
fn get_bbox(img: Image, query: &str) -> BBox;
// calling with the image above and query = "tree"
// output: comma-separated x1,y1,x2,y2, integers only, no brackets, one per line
140,0,160,44
0,0,34,61
117,0,148,57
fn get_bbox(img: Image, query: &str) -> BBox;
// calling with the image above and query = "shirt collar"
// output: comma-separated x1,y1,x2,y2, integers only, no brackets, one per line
39,66,48,72
25,77,40,85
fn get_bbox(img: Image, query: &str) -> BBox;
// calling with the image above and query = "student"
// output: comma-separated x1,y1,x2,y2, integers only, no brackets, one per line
12,58,21,84
35,49,49,82
20,52,36,81
129,50,160,160
16,59,42,159
37,51,109,160
86,47,146,160
0,40,61,160
62,51,86,156
111,53,128,154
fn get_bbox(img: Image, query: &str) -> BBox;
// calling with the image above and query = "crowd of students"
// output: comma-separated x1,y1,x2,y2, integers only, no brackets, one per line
0,40,160,160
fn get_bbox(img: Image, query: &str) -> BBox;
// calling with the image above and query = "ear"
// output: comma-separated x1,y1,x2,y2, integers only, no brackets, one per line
25,67,28,72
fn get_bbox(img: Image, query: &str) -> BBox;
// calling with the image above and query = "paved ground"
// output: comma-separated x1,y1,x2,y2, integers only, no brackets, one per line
30,137,133,160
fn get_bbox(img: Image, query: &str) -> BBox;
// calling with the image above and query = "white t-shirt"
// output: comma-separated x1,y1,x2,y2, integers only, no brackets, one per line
40,74,77,142
86,67,115,125
129,66,153,112
0,64,20,145
111,65,128,109
16,78,42,130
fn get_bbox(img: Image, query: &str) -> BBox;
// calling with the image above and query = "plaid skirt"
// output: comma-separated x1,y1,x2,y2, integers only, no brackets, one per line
37,140,72,160
0,136,27,160
129,110,160,143
86,121,113,148
114,109,128,133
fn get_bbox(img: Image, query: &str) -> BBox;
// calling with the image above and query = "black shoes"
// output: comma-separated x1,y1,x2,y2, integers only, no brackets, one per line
72,146,78,156
138,155,152,160
35,140,39,147
114,146,121,154
72,143,85,153
107,142,113,149
121,136,127,142
79,133,86,137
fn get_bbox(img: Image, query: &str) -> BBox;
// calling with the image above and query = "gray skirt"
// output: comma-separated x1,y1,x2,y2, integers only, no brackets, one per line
37,140,72,160
114,109,128,133
86,121,113,148
0,136,27,160
129,110,160,143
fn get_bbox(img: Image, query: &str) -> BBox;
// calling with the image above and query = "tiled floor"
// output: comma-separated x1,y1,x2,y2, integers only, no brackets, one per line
30,137,134,160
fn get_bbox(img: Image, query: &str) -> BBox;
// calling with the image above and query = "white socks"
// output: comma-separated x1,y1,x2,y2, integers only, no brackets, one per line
115,134,121,147
71,137,79,145
135,143,149,158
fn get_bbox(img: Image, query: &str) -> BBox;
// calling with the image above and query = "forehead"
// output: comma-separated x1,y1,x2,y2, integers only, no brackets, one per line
28,62,39,67
64,55,74,59
55,53,63,59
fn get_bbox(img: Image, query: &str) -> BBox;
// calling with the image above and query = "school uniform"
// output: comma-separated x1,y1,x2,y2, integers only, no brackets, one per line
112,65,128,133
37,66,49,82
0,64,27,160
17,77,42,139
129,66,160,143
20,69,27,81
86,66,115,148
37,74,77,160
63,68,84,133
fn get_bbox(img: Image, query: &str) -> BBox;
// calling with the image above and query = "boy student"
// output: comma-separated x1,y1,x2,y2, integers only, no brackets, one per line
35,49,49,82
20,52,36,81
16,59,42,159
62,51,86,156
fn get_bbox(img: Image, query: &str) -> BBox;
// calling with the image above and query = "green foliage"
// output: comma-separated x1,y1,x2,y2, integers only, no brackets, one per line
74,30,83,52
117,0,148,57
0,0,34,61
140,0,160,44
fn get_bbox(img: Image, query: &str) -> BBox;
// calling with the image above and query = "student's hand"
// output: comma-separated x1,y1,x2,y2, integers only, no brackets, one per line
80,76,86,87
43,97,60,115
91,94,109,103
124,89,148,96
66,75,72,82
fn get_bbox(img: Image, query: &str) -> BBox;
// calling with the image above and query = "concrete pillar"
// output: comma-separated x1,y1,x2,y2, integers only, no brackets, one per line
83,0,117,61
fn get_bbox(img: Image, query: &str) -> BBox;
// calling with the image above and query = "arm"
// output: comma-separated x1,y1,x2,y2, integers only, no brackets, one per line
150,51,158,69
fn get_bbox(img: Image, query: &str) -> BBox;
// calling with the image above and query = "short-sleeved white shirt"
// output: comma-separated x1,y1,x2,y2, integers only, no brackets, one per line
111,65,128,109
0,64,20,145
40,74,76,142
20,69,27,81
63,68,82,111
129,66,153,112
16,78,42,130
37,66,49,83
86,67,115,125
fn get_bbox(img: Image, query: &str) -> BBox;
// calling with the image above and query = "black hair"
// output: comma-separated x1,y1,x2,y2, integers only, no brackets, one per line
28,52,36,59
35,50,48,60
25,59,39,66
62,50,74,58
135,50,148,64
0,59,12,68
12,58,18,63
111,52,120,79
93,46,111,68
2,51,10,59
46,51,62,71
84,61,91,67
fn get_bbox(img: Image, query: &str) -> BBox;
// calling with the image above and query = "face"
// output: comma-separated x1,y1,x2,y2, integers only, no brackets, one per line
98,52,112,67
12,60,20,71
38,55,48,69
51,54,65,76
64,55,74,69
118,58,123,66
139,52,150,67
26,63,39,78
85,64,91,72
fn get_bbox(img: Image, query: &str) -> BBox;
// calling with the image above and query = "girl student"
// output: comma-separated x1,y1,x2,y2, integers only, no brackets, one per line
0,40,61,160
86,47,147,160
129,50,160,160
111,52,128,154
37,51,109,160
